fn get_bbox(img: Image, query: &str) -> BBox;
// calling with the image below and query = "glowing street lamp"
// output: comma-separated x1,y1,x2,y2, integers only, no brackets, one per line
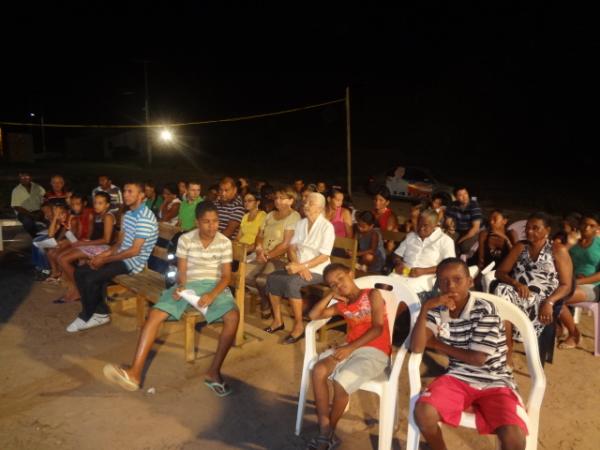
160,129,173,142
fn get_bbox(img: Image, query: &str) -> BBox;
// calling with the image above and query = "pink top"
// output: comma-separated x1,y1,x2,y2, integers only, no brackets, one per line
331,207,347,237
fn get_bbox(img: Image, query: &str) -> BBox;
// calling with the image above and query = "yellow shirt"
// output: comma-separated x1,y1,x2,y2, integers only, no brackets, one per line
239,211,267,246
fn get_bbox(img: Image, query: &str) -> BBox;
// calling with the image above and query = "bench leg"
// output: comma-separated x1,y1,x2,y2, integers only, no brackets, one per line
136,296,147,328
319,327,329,346
185,315,196,362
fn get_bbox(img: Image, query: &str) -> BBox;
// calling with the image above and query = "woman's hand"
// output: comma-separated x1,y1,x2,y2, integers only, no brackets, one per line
515,282,530,299
256,248,268,264
409,267,426,278
299,268,313,281
286,262,303,275
538,301,553,324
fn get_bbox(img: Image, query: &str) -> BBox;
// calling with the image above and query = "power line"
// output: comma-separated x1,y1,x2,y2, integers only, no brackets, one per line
0,98,345,129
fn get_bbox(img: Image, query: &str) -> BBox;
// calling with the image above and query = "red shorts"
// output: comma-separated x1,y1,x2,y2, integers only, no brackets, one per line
417,375,528,435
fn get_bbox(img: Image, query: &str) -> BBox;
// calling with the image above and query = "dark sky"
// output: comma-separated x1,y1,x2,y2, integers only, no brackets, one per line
1,6,596,202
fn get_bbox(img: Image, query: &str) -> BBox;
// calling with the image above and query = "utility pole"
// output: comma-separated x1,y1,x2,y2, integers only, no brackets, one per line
144,61,152,166
345,86,352,196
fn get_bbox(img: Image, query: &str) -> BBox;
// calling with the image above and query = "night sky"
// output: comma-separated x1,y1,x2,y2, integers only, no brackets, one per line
1,7,596,207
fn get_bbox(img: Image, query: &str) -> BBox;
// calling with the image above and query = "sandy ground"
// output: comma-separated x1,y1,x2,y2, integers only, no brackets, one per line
1,228,599,450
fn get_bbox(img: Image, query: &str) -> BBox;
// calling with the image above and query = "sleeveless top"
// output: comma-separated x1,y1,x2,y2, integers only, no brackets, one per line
357,229,385,272
512,240,559,297
335,289,391,355
90,212,116,243
374,208,393,230
482,232,511,267
330,207,347,237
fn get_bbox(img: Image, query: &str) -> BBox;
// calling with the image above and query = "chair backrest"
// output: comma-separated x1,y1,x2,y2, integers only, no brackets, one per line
380,230,407,245
330,236,358,275
407,291,546,450
231,242,248,288
354,275,421,380
481,261,495,275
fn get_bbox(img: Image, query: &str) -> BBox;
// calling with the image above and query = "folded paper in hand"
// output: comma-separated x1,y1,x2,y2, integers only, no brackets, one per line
179,289,208,316
33,237,58,249
65,231,78,243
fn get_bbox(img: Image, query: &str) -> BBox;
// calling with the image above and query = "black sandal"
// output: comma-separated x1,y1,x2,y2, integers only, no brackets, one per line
263,324,284,333
307,434,340,450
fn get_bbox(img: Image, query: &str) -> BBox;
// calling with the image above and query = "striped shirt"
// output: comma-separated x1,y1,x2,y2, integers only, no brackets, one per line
93,185,123,214
426,294,515,389
445,200,482,233
215,196,245,239
119,204,158,274
176,230,232,281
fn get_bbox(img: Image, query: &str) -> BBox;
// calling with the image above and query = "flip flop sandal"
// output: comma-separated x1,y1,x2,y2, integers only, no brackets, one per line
307,434,341,450
204,379,232,397
103,364,140,391
53,297,80,304
44,276,61,284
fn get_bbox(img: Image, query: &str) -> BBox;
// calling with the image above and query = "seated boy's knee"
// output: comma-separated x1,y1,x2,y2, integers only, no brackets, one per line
414,402,439,429
312,360,331,379
147,308,168,324
496,425,525,450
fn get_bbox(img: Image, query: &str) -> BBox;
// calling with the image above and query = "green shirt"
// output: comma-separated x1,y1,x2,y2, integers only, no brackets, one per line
569,236,600,286
178,196,204,231
145,195,164,216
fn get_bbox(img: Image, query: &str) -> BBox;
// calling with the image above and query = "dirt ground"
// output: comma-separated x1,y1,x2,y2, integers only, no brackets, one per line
1,228,599,450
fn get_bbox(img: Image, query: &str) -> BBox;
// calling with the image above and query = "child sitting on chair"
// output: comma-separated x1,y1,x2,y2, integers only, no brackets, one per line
411,257,527,450
306,263,391,450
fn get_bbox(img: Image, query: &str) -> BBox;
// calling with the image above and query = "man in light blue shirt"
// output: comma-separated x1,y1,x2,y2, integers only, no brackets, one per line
67,181,158,333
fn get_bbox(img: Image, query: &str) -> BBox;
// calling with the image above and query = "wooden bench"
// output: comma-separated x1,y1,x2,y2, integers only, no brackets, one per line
380,229,407,255
110,223,248,362
0,219,23,251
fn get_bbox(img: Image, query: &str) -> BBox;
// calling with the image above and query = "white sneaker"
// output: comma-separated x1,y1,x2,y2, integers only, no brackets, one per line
66,317,88,333
82,313,111,330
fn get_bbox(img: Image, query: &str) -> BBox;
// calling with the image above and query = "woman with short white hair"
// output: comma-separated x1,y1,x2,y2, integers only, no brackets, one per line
265,193,335,344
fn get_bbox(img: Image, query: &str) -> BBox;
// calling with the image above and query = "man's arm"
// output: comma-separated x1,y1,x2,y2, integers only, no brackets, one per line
411,295,488,366
97,237,146,265
457,219,481,244
198,262,232,307
221,220,241,239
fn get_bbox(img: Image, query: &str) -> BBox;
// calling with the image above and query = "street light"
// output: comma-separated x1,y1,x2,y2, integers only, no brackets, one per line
160,129,173,142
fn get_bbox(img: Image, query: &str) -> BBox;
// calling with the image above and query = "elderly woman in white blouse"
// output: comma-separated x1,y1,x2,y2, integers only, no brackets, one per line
265,193,335,344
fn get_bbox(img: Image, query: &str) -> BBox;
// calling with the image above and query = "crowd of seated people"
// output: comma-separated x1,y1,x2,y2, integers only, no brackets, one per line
8,171,600,450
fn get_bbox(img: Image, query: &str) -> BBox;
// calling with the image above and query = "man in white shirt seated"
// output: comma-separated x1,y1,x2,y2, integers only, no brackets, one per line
392,209,456,293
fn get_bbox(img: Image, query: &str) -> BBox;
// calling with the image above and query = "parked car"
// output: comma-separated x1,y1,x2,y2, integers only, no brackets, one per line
365,165,454,205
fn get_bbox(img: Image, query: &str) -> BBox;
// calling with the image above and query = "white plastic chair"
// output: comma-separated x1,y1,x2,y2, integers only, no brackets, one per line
406,291,546,450
395,265,480,294
480,261,496,293
295,275,422,450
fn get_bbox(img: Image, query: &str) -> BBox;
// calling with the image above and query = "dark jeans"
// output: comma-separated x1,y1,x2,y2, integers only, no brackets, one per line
74,261,129,321
17,211,43,237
